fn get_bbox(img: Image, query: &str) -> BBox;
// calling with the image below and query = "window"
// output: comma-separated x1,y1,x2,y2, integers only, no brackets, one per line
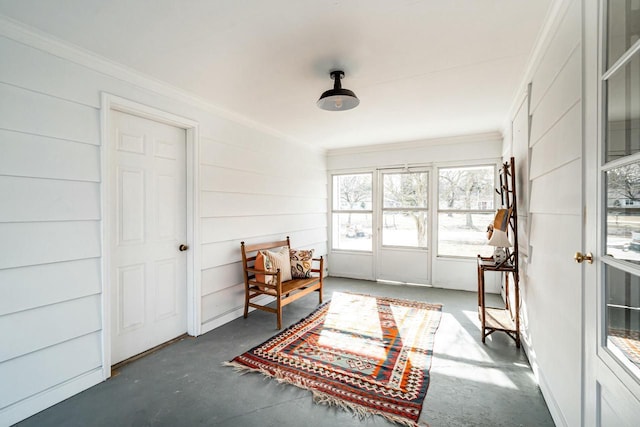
332,173,372,251
437,165,495,257
606,163,640,264
602,0,640,374
381,171,429,248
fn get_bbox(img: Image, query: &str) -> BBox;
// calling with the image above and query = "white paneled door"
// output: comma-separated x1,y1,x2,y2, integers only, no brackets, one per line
110,110,188,364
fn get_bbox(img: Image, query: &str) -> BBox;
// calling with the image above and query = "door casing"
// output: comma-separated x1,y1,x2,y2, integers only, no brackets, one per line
100,93,201,378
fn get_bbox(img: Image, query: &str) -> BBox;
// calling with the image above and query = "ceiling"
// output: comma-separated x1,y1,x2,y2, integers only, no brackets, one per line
0,0,553,150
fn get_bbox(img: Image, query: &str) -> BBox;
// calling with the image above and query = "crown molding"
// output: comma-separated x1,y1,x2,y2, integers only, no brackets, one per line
326,131,503,157
0,15,323,151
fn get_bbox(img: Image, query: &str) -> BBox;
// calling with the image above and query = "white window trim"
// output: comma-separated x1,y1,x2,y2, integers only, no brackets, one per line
329,170,375,253
435,162,500,259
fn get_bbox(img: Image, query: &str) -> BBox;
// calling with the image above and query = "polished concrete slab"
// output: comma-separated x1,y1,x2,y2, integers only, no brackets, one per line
17,278,554,427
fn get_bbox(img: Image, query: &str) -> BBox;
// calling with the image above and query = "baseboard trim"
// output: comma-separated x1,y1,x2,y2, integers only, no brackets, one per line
521,330,568,427
0,368,103,426
200,295,275,335
327,273,375,281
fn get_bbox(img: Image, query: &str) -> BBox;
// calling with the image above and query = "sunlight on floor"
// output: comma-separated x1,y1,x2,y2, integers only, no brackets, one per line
432,311,521,390
437,364,520,390
322,292,383,339
289,288,526,397
318,292,438,367
317,329,387,360
436,311,496,362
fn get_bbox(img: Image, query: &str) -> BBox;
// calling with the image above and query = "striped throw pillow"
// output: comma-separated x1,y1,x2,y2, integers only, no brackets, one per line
265,247,292,282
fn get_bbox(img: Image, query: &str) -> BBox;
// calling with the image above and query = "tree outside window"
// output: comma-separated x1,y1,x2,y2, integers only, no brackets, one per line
381,171,429,248
332,173,372,251
438,165,495,257
606,162,640,263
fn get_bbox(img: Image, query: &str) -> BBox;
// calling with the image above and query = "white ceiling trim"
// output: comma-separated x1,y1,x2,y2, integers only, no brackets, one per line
0,15,324,152
327,131,503,157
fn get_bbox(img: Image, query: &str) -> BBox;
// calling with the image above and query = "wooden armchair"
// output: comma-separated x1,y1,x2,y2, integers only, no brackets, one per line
240,237,323,329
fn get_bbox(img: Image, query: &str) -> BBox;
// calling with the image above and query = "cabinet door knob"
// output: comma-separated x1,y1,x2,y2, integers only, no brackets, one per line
179,244,189,252
574,252,593,264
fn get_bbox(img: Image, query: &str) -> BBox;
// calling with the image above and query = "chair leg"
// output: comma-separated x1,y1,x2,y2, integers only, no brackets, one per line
318,284,323,304
243,289,249,319
276,297,282,329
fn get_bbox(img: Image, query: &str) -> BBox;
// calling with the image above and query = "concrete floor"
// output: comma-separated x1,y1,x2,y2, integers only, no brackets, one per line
17,277,554,427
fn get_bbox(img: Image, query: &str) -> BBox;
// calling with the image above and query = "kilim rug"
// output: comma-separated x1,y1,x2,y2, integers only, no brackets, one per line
225,292,442,427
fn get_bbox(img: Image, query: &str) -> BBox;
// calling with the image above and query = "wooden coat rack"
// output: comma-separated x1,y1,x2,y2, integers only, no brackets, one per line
477,157,520,347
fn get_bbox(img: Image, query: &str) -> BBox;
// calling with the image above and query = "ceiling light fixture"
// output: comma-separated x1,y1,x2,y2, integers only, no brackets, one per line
317,70,359,111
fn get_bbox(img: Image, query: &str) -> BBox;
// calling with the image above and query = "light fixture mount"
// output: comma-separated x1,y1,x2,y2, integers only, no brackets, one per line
317,70,359,111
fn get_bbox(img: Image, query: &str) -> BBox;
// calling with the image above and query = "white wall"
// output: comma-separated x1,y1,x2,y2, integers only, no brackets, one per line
327,133,503,292
504,1,583,425
0,22,327,425
199,133,327,331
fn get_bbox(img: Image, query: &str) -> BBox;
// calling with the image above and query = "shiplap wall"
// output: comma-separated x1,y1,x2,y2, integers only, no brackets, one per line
506,1,583,425
0,29,327,425
199,134,327,330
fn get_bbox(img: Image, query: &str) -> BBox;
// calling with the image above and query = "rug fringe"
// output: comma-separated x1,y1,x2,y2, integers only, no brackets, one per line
222,361,277,380
222,361,253,374
223,361,429,427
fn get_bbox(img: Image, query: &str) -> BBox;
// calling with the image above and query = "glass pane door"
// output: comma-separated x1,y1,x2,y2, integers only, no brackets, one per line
381,171,429,248
377,169,430,284
601,0,640,382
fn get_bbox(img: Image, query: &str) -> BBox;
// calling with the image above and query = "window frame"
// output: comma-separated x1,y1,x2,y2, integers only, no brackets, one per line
379,168,430,250
436,162,498,259
330,171,374,253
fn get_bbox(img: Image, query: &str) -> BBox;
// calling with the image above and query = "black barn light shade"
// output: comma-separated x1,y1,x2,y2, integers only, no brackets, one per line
317,70,359,111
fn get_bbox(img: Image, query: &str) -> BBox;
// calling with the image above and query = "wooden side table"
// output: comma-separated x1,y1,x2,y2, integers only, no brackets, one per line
477,255,520,347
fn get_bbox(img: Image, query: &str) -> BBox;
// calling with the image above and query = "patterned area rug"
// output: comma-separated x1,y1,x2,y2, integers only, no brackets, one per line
226,292,442,427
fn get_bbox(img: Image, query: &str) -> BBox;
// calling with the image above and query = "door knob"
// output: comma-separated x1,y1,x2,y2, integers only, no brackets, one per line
179,244,189,252
574,251,593,264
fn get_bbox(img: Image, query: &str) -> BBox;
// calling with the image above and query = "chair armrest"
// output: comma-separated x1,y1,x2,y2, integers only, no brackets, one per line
246,268,283,290
248,279,276,288
311,256,324,279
